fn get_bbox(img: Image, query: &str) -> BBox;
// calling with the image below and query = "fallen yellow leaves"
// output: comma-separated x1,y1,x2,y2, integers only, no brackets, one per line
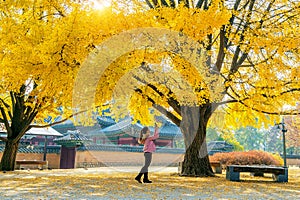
0,167,299,199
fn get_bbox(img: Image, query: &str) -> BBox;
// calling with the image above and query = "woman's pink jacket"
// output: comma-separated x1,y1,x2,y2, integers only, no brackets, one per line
143,128,159,153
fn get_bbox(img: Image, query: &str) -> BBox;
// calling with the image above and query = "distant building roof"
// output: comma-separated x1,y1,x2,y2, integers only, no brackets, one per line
25,127,63,137
0,126,63,137
207,141,234,155
88,117,143,137
52,118,77,133
97,116,116,128
87,117,183,139
157,121,182,139
44,115,183,139
0,145,61,154
54,130,92,147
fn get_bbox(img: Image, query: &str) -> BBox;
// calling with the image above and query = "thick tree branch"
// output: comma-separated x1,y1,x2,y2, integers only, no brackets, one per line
226,84,300,116
0,106,12,137
168,0,176,7
148,83,181,115
195,0,205,9
230,0,255,74
10,91,16,118
0,98,10,110
0,97,13,121
215,99,239,106
135,88,181,126
133,65,181,115
215,26,226,72
258,87,300,99
145,0,155,9
153,104,181,126
160,0,171,7
258,0,275,27
240,101,300,116
12,109,39,144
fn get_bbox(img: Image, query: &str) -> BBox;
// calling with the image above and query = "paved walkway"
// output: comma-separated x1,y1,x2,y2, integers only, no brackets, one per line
1,166,178,178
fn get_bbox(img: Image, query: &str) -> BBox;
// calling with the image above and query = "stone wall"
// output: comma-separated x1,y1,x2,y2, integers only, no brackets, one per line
0,152,60,169
287,158,300,166
0,151,184,169
75,151,184,168
1,151,299,169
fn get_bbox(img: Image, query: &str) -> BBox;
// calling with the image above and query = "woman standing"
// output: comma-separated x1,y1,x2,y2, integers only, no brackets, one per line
135,123,159,183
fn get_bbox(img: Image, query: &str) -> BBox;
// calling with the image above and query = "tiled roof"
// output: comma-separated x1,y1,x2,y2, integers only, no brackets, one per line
97,116,116,128
157,121,182,138
0,145,60,154
52,115,183,139
78,144,185,154
0,144,184,154
0,143,233,155
88,118,183,139
207,141,234,152
54,130,92,142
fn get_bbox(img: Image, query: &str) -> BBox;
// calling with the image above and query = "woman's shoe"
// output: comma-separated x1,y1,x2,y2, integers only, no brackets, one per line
135,173,143,183
143,179,152,183
143,172,152,183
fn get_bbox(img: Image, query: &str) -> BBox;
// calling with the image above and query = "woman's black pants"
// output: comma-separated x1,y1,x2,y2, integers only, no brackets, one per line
140,152,152,173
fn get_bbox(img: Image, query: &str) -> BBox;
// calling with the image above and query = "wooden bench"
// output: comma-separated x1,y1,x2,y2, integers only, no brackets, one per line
16,160,48,170
226,165,288,182
178,161,222,174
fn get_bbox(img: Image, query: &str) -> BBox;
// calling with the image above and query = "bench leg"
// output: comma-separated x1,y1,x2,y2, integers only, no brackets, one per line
38,162,48,170
273,168,288,182
226,166,240,181
212,166,222,174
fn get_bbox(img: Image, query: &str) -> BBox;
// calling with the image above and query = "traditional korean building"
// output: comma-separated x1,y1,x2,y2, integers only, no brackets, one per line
86,116,183,148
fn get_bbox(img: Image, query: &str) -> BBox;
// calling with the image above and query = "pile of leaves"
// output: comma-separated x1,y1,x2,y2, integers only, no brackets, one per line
210,150,283,167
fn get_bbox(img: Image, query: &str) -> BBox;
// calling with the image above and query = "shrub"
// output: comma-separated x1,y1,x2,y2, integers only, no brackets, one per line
271,153,284,166
210,150,281,167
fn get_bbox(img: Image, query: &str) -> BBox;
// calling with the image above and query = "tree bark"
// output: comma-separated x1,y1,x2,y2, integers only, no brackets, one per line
179,105,214,177
0,139,20,171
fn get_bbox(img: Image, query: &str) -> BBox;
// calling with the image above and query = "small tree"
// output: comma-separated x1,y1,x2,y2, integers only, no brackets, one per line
235,126,264,151
285,115,300,154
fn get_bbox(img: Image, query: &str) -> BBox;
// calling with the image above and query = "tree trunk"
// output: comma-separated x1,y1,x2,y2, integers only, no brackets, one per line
0,139,20,171
0,88,38,171
180,137,214,176
179,105,214,177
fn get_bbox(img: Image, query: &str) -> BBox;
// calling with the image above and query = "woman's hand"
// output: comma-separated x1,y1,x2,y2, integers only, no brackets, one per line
154,123,159,132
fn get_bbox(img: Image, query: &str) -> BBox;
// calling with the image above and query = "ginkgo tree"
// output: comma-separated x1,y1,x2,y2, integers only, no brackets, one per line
1,0,299,178
72,0,300,177
145,0,299,176
0,0,119,171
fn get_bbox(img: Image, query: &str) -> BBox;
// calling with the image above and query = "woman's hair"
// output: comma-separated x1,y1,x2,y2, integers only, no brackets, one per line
138,126,149,144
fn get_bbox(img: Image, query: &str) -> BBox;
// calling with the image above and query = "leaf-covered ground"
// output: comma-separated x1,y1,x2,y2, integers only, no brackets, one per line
0,167,299,199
